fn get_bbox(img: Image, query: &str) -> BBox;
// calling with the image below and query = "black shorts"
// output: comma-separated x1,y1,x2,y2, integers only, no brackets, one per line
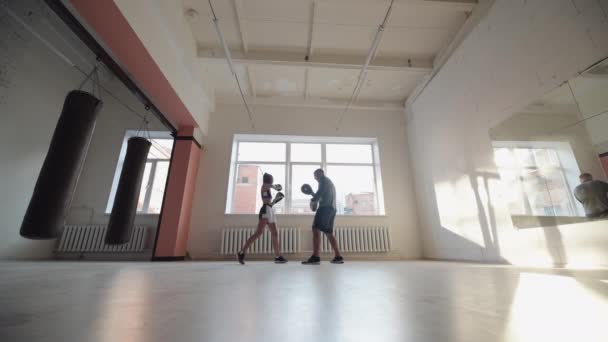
313,206,336,234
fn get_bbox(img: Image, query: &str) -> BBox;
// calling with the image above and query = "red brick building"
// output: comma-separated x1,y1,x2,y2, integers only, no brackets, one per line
345,192,376,215
232,165,263,213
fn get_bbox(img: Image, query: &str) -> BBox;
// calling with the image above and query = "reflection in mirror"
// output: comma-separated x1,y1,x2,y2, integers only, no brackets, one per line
490,58,608,222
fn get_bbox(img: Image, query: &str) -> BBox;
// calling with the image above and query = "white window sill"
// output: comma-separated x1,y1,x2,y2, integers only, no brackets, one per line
224,213,388,218
104,213,160,216
511,215,604,229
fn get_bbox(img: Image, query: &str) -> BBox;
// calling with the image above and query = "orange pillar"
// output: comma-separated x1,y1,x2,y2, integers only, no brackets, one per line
153,127,201,260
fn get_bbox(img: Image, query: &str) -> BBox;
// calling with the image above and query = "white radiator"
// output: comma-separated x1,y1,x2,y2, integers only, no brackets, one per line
55,225,149,254
321,226,391,253
221,227,300,254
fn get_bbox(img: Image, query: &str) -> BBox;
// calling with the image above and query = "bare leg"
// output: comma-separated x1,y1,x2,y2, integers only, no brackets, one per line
325,233,341,257
239,219,267,253
312,228,321,257
268,223,281,257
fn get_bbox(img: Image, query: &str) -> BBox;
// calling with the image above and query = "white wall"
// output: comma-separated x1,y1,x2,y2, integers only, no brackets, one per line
406,0,608,266
188,104,420,260
66,77,167,229
113,0,212,132
0,1,168,259
0,1,88,259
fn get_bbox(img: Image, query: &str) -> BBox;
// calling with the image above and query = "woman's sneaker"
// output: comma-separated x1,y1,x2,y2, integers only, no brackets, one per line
274,256,288,264
301,255,321,265
237,252,245,265
330,256,344,264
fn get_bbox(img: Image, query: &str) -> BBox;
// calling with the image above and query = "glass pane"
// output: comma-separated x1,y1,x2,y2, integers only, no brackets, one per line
326,144,373,164
514,148,536,167
541,168,575,216
148,139,173,159
532,148,560,168
290,164,321,214
136,162,152,212
520,169,554,216
326,165,377,215
231,164,286,214
147,161,170,214
291,143,321,162
496,169,526,215
493,148,516,168
237,142,286,162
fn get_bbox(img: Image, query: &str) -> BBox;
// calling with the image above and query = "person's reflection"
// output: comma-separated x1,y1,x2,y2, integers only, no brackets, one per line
573,173,608,218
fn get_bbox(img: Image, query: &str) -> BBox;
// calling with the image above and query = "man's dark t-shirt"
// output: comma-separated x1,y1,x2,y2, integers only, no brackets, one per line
312,176,336,209
574,180,608,218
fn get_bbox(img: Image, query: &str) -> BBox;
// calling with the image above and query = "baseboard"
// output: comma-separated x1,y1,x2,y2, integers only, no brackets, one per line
422,257,511,265
54,252,152,261
151,256,186,261
189,252,412,261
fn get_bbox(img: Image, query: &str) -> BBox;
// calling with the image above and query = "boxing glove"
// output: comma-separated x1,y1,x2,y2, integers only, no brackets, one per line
271,192,285,206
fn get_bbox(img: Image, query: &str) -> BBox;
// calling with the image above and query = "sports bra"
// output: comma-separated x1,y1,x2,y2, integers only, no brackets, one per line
261,188,272,201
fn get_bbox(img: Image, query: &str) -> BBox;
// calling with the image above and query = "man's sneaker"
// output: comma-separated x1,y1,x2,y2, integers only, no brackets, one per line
301,255,321,265
237,252,245,265
330,256,344,264
274,256,288,264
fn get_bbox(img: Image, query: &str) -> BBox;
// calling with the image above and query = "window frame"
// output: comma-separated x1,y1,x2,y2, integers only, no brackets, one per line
105,130,173,215
226,135,386,216
492,140,584,217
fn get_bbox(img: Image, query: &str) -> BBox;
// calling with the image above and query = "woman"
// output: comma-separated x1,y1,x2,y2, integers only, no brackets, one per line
237,173,288,264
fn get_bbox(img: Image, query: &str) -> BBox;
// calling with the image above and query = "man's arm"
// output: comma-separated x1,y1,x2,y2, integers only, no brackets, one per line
311,178,325,202
602,181,608,193
573,185,585,203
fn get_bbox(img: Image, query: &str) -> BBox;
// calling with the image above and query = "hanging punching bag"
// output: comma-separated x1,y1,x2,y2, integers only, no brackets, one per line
20,90,102,239
106,136,151,245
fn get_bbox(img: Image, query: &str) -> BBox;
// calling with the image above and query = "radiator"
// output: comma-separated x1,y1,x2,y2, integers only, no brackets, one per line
221,227,300,254
55,225,149,253
321,226,391,253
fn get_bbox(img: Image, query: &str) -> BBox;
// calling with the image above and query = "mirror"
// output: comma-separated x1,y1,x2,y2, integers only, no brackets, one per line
490,58,608,224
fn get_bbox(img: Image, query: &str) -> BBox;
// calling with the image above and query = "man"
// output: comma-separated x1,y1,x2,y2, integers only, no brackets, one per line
573,173,608,218
302,169,344,265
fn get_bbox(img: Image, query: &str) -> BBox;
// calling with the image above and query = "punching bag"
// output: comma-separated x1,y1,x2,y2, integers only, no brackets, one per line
106,136,151,244
20,90,102,239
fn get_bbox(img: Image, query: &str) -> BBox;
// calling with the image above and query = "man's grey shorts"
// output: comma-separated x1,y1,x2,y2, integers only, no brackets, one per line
313,206,336,233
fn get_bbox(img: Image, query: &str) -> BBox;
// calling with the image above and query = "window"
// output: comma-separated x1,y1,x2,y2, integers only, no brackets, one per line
106,131,173,214
492,141,583,217
226,135,385,215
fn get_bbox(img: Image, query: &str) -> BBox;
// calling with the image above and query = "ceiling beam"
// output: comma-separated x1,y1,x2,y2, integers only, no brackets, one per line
199,48,433,73
353,74,366,103
407,0,476,11
246,64,256,99
304,67,311,100
354,0,395,104
306,1,317,59
322,0,476,12
215,95,404,111
232,0,248,54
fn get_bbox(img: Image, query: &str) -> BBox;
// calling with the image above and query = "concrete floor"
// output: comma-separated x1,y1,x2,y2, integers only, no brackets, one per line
1,261,607,342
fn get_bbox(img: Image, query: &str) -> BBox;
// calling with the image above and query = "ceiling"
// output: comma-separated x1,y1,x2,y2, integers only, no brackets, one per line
181,0,476,110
